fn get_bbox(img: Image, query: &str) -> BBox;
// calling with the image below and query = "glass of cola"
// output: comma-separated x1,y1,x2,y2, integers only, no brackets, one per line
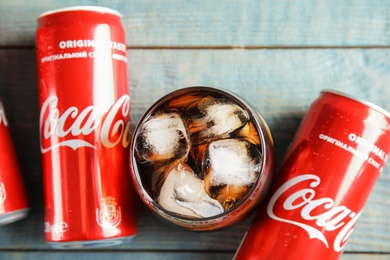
130,86,275,231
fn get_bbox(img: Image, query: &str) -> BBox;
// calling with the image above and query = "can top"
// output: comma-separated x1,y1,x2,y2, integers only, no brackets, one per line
38,6,121,19
321,89,390,119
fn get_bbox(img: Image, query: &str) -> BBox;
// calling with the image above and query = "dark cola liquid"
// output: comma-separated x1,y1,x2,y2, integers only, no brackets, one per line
134,90,263,217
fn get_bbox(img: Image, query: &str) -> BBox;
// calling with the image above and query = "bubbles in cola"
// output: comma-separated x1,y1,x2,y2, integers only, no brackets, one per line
133,90,263,218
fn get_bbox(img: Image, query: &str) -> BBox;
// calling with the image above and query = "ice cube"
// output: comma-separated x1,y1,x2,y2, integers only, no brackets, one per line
202,139,262,210
204,139,262,186
135,112,190,162
187,97,249,144
156,163,224,218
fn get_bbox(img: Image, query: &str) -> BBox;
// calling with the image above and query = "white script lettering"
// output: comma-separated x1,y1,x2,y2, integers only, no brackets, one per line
39,95,130,153
267,174,361,252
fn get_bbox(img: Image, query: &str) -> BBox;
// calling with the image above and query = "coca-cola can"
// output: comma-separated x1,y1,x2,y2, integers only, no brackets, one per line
36,6,137,248
0,101,29,226
234,90,390,259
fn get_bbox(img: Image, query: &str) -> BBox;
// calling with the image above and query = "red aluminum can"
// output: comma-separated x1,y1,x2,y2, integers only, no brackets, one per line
36,6,137,248
234,90,390,260
0,101,29,225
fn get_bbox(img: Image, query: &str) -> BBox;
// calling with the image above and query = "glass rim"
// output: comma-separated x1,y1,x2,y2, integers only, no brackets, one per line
130,86,274,226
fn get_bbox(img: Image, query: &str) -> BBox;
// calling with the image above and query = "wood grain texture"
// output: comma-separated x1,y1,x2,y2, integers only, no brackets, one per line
0,252,388,260
1,0,390,258
0,49,389,257
129,49,390,254
1,0,390,47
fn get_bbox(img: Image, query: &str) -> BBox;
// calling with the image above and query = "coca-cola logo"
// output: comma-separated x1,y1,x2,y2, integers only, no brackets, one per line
39,95,130,153
267,174,361,252
0,102,8,126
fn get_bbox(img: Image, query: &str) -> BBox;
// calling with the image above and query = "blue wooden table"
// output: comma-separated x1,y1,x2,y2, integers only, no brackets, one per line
0,1,389,259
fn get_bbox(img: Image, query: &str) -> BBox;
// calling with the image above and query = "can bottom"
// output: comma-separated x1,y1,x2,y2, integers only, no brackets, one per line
48,235,136,249
0,208,29,226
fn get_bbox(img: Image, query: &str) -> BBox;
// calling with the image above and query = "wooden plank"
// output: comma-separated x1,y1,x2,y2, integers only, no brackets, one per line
127,48,390,253
0,198,250,251
1,0,390,47
0,49,389,254
1,252,234,260
0,252,388,260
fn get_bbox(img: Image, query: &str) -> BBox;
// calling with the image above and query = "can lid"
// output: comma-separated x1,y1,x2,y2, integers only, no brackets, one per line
38,6,121,19
321,89,390,119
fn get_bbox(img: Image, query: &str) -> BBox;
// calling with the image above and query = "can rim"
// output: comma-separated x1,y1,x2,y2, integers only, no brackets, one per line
321,89,390,119
38,6,121,19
